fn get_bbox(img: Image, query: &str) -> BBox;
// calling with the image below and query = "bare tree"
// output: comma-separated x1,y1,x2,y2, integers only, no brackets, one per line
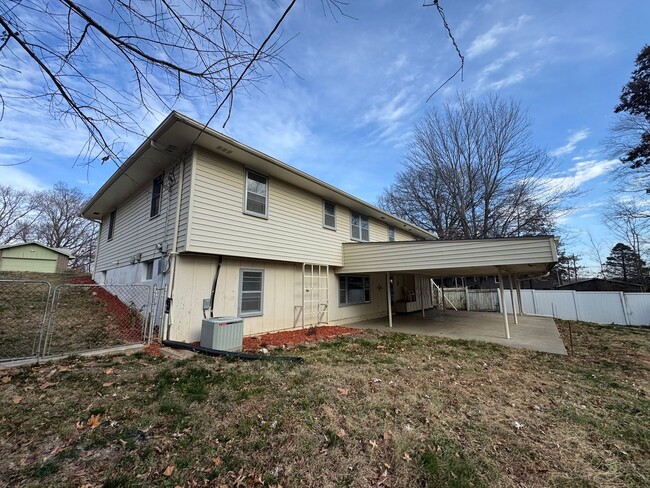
32,182,98,271
379,93,574,239
0,0,292,164
0,185,40,244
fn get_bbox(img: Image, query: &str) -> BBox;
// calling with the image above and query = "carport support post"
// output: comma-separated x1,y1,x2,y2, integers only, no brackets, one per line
420,275,426,318
498,269,511,339
386,272,393,328
515,277,524,316
508,273,518,324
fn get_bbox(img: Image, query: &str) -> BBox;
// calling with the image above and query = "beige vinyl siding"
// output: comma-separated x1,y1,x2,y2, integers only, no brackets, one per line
190,149,389,265
340,237,557,274
395,227,417,241
171,254,303,340
95,161,188,271
170,254,404,341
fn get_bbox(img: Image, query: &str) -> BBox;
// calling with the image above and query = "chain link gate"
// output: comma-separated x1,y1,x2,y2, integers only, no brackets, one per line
0,280,165,363
0,280,52,361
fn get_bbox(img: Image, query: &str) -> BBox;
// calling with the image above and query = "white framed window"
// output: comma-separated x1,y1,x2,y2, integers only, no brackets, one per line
239,269,264,316
350,211,369,241
339,275,371,305
150,173,164,218
323,200,336,230
244,170,268,218
107,210,116,241
388,226,395,241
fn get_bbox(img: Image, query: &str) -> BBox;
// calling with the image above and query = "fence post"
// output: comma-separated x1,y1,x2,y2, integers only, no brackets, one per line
572,290,581,321
465,287,470,311
531,289,538,315
619,292,631,325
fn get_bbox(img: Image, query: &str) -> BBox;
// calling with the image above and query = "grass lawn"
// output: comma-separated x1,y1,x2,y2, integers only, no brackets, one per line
1,321,649,487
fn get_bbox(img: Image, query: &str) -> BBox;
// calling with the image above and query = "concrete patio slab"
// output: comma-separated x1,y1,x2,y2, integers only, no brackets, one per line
348,310,567,355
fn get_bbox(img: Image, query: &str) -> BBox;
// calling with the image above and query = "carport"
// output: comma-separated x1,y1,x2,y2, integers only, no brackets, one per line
339,236,559,341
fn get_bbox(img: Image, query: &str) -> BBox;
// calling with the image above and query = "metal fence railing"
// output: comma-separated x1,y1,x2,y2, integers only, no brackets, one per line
0,280,164,363
0,281,52,361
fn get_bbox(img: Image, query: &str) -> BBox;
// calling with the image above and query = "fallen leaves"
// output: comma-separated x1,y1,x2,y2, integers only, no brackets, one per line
87,414,101,429
12,396,23,404
1,376,11,384
102,381,115,388
163,465,175,477
337,387,349,396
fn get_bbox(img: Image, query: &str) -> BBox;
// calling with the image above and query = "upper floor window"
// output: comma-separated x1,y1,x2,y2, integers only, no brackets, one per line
388,226,395,241
244,170,268,218
150,173,164,217
107,210,116,240
323,200,336,230
350,211,369,241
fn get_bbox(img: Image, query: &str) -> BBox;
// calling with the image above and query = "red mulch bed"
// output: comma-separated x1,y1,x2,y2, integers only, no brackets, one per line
242,326,361,352
144,342,163,357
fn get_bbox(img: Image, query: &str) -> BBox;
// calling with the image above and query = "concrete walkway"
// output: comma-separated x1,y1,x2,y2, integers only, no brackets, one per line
349,310,567,355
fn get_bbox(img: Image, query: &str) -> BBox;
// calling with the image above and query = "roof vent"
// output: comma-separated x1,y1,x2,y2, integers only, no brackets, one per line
165,144,177,153
216,145,233,155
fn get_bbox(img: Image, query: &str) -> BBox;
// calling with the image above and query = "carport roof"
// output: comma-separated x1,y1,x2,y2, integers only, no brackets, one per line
339,236,558,278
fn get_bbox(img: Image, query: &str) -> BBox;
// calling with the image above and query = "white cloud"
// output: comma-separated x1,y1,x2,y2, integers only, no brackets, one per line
0,166,45,191
550,129,590,157
466,15,531,59
544,158,619,193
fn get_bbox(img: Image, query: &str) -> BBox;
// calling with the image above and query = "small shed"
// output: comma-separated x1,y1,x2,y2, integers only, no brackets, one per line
0,242,73,273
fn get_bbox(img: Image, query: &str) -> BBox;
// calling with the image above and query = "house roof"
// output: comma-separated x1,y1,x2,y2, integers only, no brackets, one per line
0,242,74,258
81,112,437,240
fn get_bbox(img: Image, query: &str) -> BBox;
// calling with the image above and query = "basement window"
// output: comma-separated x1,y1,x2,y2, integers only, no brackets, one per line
339,275,371,306
350,211,369,242
150,173,164,217
239,269,264,316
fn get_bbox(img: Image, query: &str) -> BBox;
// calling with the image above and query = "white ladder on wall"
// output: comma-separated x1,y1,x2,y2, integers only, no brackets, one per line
302,263,329,327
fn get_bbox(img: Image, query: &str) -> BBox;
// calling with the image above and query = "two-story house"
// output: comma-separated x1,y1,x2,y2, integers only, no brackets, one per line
82,112,558,342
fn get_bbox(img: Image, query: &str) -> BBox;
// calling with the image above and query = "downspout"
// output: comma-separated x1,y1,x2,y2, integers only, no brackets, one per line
89,218,102,277
164,155,186,340
209,256,223,317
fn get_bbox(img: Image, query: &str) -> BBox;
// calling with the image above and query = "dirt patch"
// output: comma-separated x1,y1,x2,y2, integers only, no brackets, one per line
242,325,361,351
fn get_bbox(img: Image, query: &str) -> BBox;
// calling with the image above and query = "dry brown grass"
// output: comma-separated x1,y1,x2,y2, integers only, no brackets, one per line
0,320,648,487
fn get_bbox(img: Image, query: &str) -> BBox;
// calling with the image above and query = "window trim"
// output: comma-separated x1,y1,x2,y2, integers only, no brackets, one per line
150,173,164,218
322,200,337,230
107,210,116,241
388,226,395,242
339,275,371,306
238,268,264,317
350,211,370,242
243,169,269,219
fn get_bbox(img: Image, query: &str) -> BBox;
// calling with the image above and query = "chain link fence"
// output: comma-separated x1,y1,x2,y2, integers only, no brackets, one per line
0,280,164,362
0,281,51,361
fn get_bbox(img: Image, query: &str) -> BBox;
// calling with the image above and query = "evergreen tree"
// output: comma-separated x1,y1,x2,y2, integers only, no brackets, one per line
615,45,650,169
604,242,649,286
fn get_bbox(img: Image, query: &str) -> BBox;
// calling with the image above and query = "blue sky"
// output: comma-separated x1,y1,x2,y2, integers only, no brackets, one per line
1,0,649,273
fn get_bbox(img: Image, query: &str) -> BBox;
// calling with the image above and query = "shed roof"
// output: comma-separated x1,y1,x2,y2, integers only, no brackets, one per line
0,242,74,258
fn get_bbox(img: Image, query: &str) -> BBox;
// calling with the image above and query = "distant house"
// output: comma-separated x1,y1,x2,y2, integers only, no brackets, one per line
81,111,558,342
0,242,73,273
556,278,644,292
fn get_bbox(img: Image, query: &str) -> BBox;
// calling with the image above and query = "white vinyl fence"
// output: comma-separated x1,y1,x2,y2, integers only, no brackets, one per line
505,290,650,326
438,287,650,326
